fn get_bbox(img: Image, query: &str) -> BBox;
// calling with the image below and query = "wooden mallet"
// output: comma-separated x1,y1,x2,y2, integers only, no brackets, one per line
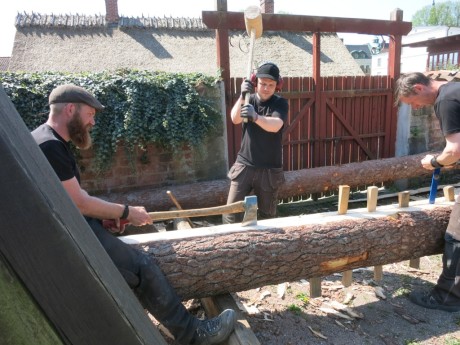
243,5,263,123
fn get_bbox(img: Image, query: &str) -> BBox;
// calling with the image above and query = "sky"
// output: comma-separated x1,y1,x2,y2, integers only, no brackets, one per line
0,0,434,56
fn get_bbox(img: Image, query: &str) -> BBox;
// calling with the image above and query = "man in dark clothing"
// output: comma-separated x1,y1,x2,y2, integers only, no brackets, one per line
395,72,460,312
31,84,236,344
223,62,289,224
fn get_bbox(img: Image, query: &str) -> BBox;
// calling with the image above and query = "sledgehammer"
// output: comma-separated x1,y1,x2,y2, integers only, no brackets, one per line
242,5,263,123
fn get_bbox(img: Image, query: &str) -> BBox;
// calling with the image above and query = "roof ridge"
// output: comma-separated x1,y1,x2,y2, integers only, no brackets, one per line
15,12,207,30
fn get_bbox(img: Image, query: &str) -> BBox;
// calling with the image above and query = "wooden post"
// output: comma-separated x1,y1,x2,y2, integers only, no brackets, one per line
338,185,353,286
367,186,383,281
398,191,420,269
444,186,455,202
308,277,322,298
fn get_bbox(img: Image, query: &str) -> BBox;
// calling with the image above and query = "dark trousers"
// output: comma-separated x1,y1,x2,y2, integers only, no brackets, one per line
86,217,198,344
432,234,460,305
222,163,284,224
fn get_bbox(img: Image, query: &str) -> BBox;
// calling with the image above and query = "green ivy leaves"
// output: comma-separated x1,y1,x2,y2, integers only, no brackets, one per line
0,70,221,172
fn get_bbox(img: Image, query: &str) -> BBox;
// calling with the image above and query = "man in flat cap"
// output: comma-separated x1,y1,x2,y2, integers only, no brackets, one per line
32,84,236,344
223,62,289,224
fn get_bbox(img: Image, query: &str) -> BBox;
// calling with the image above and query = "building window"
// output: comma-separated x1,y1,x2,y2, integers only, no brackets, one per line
453,52,459,67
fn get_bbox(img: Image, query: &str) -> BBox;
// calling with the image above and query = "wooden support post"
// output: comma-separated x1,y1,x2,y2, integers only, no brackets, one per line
398,191,420,269
367,186,383,281
309,277,322,298
444,186,455,202
338,185,353,286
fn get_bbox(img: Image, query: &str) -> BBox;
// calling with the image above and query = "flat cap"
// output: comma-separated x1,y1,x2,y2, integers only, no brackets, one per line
49,84,104,111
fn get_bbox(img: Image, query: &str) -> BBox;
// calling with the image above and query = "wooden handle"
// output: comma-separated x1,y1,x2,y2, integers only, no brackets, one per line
148,201,245,221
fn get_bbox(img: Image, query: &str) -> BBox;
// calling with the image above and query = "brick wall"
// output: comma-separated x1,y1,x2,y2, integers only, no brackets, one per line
79,82,227,195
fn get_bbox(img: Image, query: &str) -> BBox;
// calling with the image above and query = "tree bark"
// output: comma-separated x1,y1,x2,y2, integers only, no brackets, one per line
103,152,452,211
122,203,452,300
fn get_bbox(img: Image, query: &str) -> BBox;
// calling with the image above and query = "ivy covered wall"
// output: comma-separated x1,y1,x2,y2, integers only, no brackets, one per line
0,70,228,193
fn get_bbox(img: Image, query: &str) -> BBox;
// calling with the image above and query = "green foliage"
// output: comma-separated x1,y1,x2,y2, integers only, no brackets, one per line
287,304,302,314
412,1,460,26
0,70,222,172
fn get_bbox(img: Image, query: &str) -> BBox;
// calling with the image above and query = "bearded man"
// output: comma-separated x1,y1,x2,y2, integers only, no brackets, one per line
31,84,236,345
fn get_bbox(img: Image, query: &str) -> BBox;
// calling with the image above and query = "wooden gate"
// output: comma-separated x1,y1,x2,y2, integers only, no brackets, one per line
228,75,395,172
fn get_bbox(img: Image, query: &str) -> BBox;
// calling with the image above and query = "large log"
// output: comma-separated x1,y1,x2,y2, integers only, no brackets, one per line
121,199,453,300
103,152,454,211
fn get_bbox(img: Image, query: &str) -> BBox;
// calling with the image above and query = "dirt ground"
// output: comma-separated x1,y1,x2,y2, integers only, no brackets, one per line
151,178,460,345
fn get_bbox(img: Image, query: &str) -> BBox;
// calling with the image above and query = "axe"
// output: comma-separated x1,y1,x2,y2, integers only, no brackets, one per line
428,168,441,204
242,6,263,123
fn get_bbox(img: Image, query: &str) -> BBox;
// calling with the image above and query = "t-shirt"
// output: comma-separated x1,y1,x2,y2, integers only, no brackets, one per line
236,94,288,168
434,82,460,136
31,124,80,183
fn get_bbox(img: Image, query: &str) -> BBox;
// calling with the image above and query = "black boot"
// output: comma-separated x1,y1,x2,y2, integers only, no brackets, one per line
134,254,199,344
191,309,236,345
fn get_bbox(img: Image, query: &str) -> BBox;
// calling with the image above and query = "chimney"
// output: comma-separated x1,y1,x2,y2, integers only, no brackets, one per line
260,0,274,14
105,0,119,24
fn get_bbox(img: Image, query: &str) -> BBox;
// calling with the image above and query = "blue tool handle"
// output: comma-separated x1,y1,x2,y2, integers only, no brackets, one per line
428,168,441,204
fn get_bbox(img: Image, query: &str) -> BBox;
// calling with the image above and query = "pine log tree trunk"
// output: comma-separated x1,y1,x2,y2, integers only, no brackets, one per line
123,203,452,300
104,152,451,211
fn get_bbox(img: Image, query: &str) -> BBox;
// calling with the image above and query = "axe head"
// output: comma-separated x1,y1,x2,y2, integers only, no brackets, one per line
241,195,258,226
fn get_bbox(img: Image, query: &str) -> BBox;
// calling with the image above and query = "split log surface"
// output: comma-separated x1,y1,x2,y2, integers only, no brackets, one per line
122,201,452,300
103,152,451,211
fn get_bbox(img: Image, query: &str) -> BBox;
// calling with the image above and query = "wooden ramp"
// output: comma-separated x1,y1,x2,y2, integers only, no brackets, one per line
0,87,165,344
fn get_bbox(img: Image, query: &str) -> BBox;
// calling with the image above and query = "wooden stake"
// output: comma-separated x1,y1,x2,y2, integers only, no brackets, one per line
398,191,420,269
338,185,353,286
444,186,455,202
367,186,382,280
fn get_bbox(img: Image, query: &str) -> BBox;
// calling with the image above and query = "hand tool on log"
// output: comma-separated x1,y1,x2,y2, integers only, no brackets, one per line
166,190,194,228
242,6,263,123
429,167,441,204
103,196,258,230
148,195,258,226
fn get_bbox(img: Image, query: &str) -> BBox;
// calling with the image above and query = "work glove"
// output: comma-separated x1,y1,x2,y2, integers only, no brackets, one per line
102,218,130,234
240,79,255,98
240,104,258,122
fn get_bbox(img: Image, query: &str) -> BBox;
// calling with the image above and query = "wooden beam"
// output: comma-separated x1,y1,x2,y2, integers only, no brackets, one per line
202,11,412,35
0,87,165,344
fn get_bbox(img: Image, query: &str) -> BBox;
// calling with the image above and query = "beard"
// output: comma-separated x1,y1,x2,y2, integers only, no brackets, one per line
67,110,92,150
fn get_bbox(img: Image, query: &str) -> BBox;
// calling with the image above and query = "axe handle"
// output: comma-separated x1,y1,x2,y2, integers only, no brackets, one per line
148,201,245,221
429,168,441,204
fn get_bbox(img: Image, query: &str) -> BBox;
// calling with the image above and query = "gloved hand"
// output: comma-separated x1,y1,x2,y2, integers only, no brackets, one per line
240,79,254,98
102,218,130,234
240,104,258,122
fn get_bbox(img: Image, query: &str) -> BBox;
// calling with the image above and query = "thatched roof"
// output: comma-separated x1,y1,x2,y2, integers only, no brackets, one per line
9,13,363,77
0,57,10,71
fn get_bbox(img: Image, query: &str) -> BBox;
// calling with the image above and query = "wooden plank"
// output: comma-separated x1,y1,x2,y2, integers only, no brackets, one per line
201,295,261,345
0,87,165,344
0,256,63,345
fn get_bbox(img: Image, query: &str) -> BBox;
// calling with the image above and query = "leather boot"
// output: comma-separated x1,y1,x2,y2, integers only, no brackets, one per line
191,309,236,345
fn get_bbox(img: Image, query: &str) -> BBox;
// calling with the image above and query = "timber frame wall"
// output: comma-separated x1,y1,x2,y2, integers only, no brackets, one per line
203,2,412,171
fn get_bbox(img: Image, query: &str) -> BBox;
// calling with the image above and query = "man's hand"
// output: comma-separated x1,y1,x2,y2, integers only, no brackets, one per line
240,79,254,98
127,206,152,226
240,104,258,122
421,154,435,170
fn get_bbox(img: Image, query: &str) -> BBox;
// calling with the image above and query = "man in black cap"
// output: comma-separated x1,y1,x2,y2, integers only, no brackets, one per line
223,62,289,223
31,84,236,344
